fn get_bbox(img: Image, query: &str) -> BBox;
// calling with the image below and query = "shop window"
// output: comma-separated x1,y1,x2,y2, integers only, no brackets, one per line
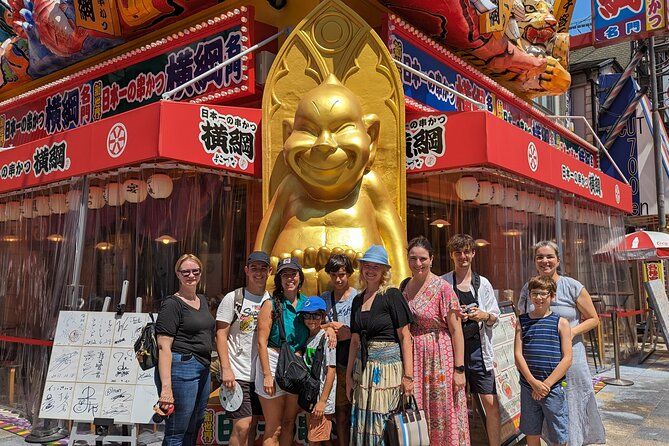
0,167,261,415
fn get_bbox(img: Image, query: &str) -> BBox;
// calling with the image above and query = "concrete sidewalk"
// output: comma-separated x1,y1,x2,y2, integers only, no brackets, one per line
595,346,669,445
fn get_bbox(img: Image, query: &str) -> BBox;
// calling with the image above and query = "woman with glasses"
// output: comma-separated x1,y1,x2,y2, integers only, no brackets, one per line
518,241,605,446
347,245,413,446
256,257,310,446
155,254,215,446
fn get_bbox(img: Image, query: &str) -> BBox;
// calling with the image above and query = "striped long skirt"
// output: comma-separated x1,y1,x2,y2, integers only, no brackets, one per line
350,341,403,446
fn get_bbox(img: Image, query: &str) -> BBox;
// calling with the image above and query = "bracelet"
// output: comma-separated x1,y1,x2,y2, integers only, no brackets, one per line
402,375,414,381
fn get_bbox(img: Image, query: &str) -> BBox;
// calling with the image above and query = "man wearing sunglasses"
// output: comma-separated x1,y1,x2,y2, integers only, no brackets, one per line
215,251,272,446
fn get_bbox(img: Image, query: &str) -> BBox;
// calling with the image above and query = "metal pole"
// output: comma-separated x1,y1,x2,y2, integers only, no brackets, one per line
162,28,290,100
649,37,667,231
555,192,563,260
603,309,634,386
68,177,89,309
393,59,487,110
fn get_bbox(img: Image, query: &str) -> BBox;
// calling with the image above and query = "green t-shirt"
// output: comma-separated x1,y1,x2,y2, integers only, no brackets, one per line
268,294,309,352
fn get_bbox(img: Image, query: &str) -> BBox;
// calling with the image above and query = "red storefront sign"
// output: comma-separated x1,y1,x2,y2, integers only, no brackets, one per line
0,101,261,194
406,111,633,212
0,6,274,148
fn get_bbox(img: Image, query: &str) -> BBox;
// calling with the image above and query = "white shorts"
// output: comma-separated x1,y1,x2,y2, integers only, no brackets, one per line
255,348,289,399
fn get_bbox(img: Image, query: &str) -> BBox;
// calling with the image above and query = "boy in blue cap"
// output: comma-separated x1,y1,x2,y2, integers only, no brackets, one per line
300,296,337,445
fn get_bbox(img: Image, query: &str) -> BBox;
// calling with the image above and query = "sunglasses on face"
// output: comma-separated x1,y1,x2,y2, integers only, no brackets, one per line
179,269,201,277
303,313,322,320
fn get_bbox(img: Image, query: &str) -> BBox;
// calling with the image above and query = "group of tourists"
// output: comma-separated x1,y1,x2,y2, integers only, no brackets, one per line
152,235,606,446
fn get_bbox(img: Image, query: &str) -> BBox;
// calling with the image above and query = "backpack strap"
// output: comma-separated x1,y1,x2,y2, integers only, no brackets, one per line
451,272,480,304
324,291,338,322
231,287,245,324
309,334,328,380
274,299,287,343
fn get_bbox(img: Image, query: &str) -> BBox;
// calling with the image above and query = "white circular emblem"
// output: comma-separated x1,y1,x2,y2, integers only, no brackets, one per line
425,154,437,167
238,157,248,170
527,142,539,172
107,123,128,158
615,184,620,204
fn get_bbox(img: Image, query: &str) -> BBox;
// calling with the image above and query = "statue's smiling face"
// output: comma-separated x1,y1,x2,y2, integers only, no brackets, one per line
284,82,376,198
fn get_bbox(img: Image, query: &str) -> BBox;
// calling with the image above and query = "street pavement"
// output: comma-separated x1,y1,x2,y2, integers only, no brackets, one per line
596,345,669,445
1,348,668,445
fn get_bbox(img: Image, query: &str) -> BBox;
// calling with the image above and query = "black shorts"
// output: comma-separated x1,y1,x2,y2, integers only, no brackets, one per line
225,380,263,420
466,366,497,395
465,339,497,395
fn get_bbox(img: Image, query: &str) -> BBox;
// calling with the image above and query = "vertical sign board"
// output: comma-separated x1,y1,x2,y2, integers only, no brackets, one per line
488,313,522,444
40,312,158,423
598,74,641,213
643,279,669,344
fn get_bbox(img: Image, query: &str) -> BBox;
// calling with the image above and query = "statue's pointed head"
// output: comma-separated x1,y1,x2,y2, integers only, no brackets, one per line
282,75,380,199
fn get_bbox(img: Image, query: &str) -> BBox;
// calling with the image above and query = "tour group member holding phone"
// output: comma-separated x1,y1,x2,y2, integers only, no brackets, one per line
442,234,502,446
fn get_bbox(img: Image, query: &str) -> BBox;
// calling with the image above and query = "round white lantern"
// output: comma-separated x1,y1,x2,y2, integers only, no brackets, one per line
6,201,20,220
20,198,35,219
35,196,51,217
88,186,105,210
516,190,529,211
474,181,494,205
455,176,479,202
489,183,505,206
104,183,126,206
49,194,68,214
147,174,174,199
66,190,82,212
502,187,519,208
0,203,6,222
123,179,149,203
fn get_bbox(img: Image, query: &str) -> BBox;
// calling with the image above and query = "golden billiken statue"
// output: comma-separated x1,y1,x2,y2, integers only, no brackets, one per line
255,75,408,292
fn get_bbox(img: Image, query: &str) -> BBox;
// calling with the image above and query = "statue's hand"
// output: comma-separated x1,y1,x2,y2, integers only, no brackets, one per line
539,56,570,95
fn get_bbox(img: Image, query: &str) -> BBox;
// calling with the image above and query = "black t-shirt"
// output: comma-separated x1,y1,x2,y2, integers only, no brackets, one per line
155,294,215,367
351,288,413,343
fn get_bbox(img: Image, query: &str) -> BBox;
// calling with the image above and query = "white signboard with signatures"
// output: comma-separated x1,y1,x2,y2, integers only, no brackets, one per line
40,311,158,423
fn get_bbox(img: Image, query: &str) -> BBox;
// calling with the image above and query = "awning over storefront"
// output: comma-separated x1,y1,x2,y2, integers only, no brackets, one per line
0,100,261,194
405,110,633,213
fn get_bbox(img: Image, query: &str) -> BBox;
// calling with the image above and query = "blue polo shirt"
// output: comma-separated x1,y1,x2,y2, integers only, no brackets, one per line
268,294,309,352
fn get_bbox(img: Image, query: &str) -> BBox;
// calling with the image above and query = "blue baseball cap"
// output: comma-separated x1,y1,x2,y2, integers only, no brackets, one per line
359,245,391,267
299,296,327,313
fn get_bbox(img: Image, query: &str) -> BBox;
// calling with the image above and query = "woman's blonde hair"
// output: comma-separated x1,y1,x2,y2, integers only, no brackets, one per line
174,254,203,273
358,263,393,295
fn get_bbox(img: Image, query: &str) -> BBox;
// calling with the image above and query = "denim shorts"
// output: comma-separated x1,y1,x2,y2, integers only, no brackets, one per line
519,384,569,445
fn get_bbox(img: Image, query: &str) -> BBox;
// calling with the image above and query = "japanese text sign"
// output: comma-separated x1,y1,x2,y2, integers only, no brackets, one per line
0,7,263,148
593,0,667,46
0,101,262,194
384,15,598,169
407,111,632,212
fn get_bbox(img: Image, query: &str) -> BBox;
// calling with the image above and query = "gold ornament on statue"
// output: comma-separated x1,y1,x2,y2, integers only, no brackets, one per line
254,0,409,294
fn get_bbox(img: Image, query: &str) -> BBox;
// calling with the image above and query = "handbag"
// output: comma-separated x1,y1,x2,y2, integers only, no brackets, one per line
134,313,158,370
385,395,430,446
274,301,309,394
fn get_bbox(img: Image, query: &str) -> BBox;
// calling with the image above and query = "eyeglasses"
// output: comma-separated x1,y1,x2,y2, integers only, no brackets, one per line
179,269,201,277
530,291,550,298
303,313,322,320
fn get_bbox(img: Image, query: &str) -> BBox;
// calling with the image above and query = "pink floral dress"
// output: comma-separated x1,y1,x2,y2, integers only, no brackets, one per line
404,275,470,446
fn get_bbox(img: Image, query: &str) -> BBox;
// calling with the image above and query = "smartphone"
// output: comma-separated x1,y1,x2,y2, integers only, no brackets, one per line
462,303,478,313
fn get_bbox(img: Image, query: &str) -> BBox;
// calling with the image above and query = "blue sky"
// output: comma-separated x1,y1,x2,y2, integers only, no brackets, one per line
570,0,592,35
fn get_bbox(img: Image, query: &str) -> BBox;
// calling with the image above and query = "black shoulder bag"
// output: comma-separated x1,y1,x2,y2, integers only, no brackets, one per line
273,301,326,411
134,313,158,370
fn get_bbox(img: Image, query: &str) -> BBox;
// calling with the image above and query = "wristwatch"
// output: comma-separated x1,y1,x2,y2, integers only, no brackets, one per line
454,365,465,374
